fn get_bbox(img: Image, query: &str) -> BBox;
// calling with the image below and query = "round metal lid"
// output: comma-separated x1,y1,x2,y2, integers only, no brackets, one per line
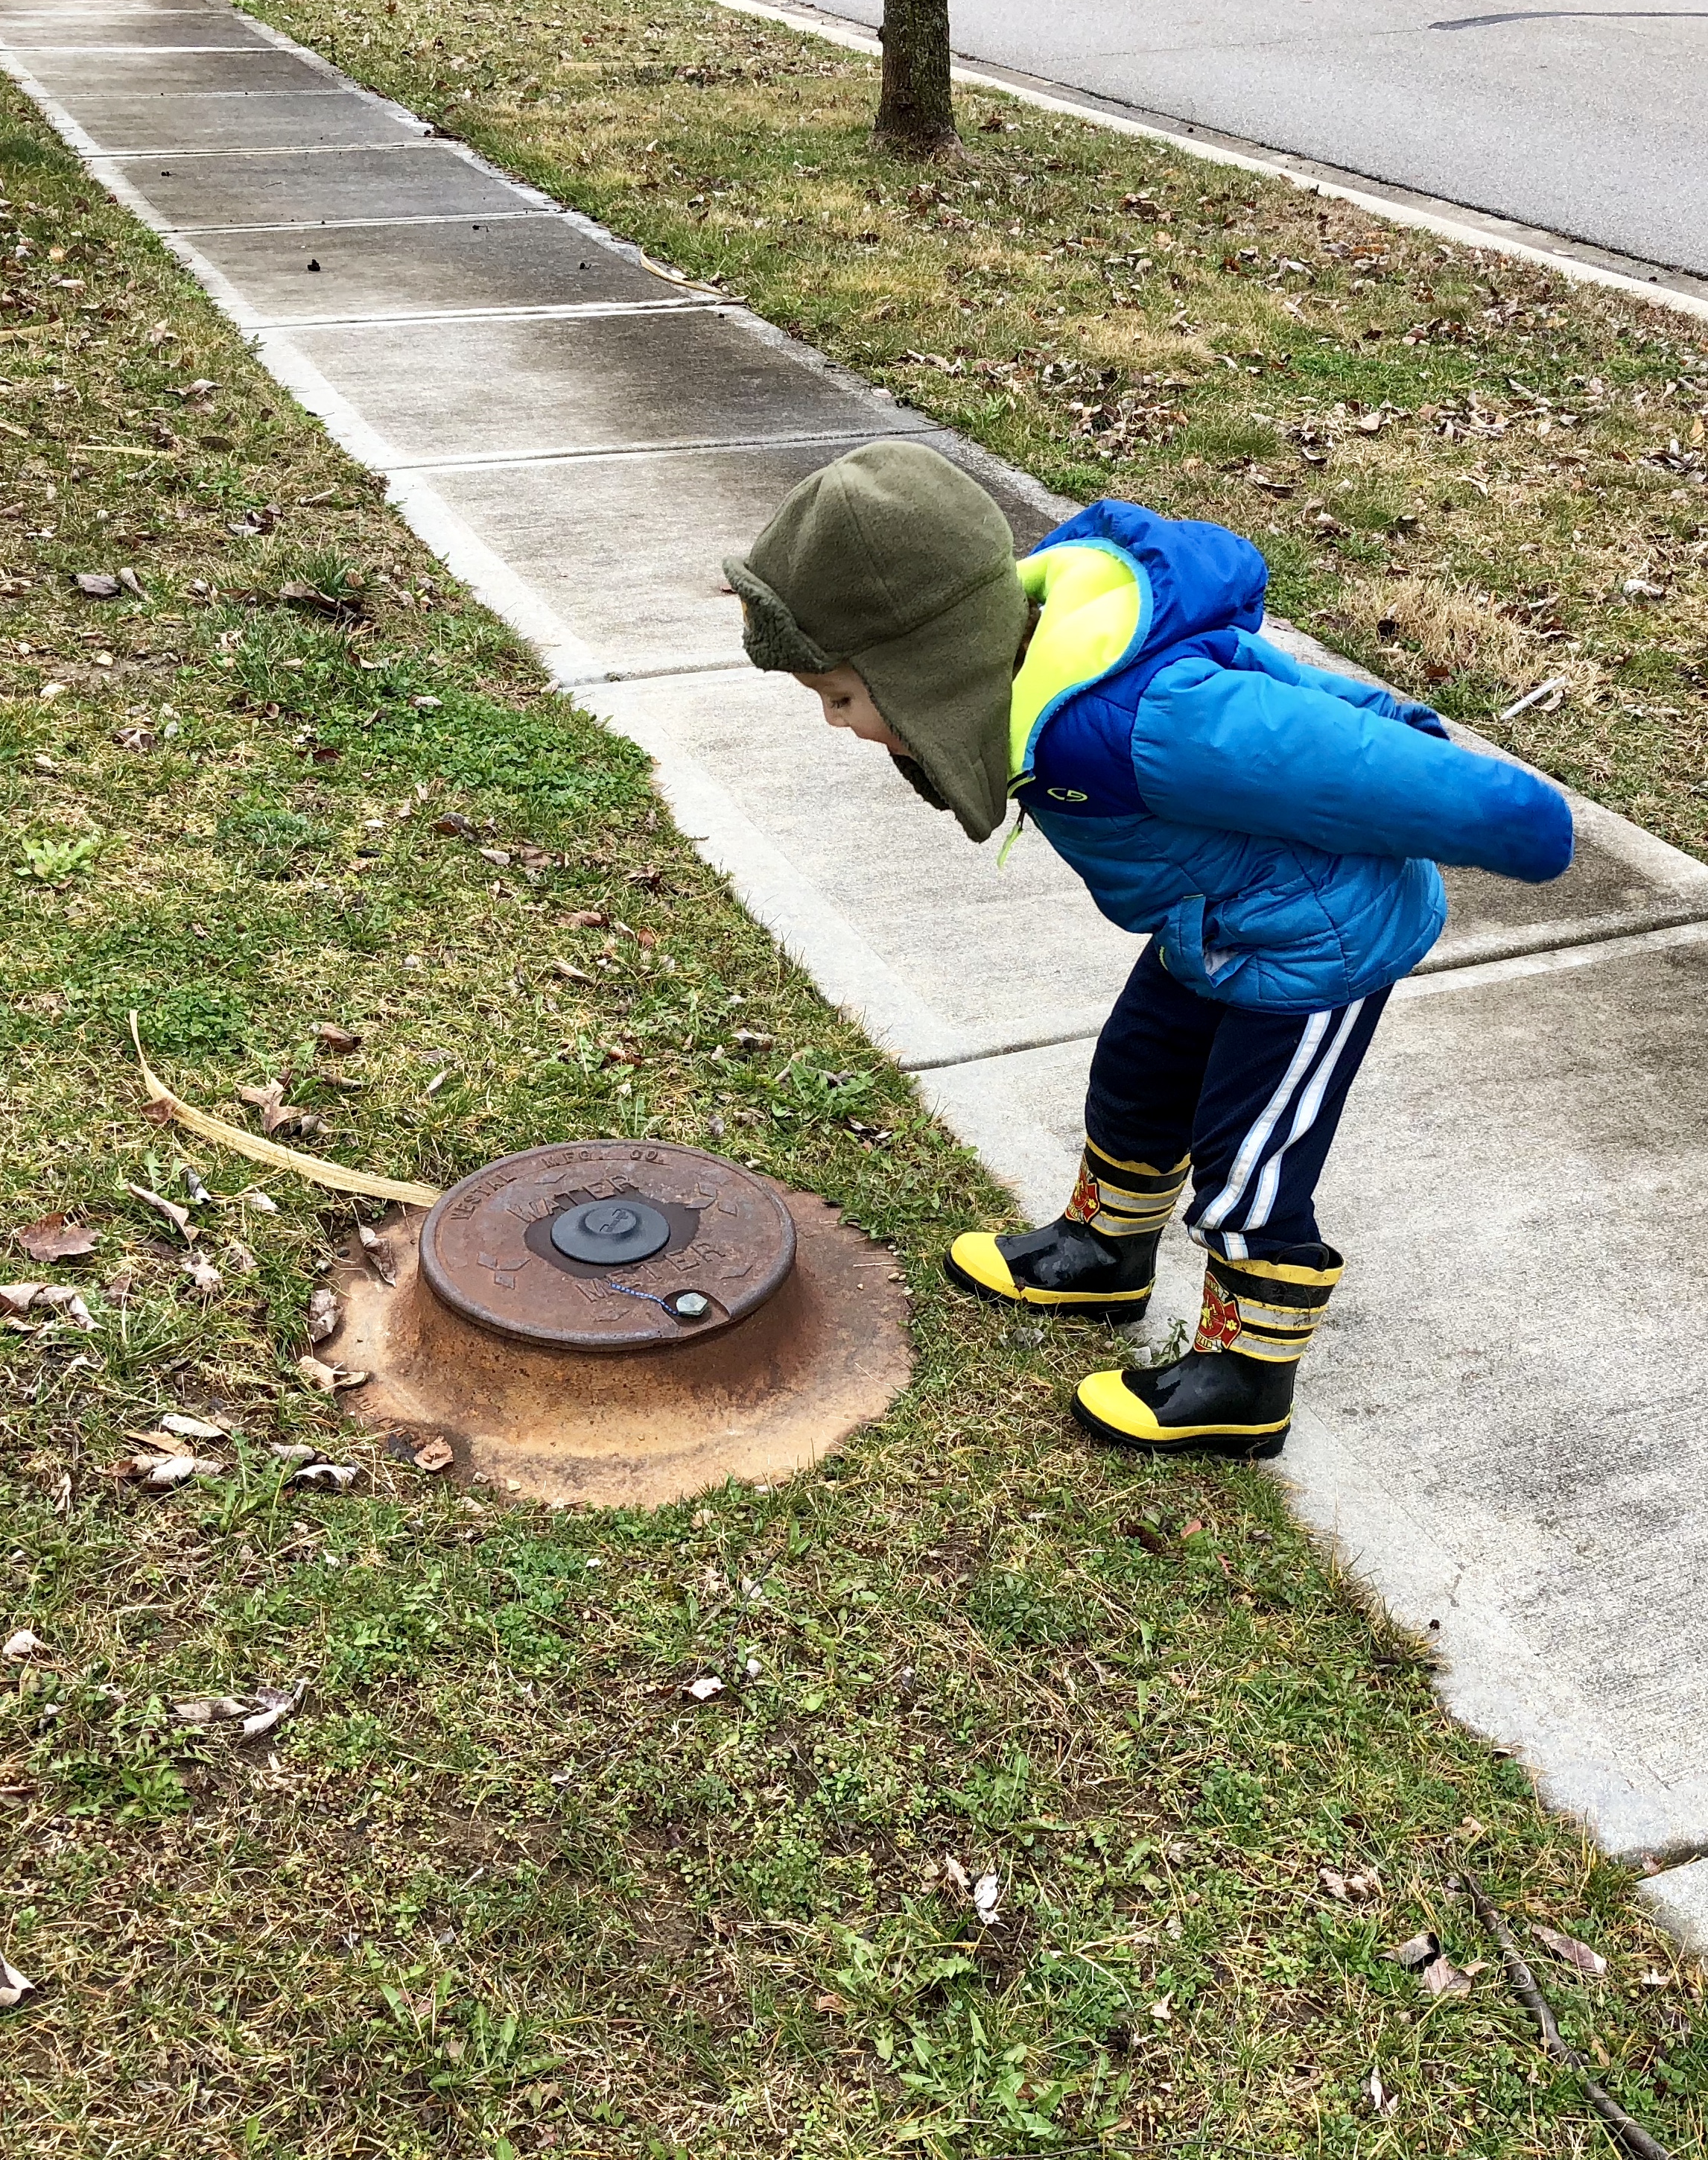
419,1141,798,1352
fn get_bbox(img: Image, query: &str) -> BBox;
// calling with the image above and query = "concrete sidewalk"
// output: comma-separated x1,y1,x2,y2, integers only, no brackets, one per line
6,0,1708,1950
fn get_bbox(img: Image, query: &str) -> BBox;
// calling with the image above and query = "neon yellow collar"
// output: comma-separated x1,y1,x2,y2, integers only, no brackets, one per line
1009,541,1150,788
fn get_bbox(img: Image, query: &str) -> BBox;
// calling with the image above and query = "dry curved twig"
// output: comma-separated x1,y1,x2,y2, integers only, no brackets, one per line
1461,1867,1672,2160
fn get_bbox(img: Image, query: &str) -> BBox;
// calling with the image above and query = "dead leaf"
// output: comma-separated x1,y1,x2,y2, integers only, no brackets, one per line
129,1428,197,1457
76,571,121,599
269,1442,318,1464
290,1461,358,1486
1149,1993,1173,2023
942,1852,972,1894
16,1215,100,1264
1362,2068,1399,2118
312,1023,362,1054
239,1189,279,1214
224,1239,258,1276
125,1182,194,1240
1532,1924,1607,1979
144,1454,223,1487
423,1069,449,1098
431,812,476,840
180,1253,222,1297
813,1990,848,2015
972,1869,1003,1926
357,1224,396,1285
412,1437,455,1475
118,567,145,600
240,1681,305,1738
236,1080,313,1138
161,1413,226,1440
1420,1953,1473,1997
477,847,512,868
305,1288,340,1344
565,910,607,929
0,1953,34,2009
10,1285,96,1331
181,1165,212,1207
173,1695,250,1726
2,1630,43,1660
551,959,596,986
1387,1931,1440,1970
1320,1866,1383,1903
296,1354,339,1392
684,1675,725,1701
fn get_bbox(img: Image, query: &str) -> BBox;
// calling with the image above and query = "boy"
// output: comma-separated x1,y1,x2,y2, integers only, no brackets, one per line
725,442,1572,1458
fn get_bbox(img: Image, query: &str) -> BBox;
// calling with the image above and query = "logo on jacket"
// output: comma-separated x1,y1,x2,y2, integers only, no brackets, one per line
1046,788,1089,802
1194,1280,1242,1352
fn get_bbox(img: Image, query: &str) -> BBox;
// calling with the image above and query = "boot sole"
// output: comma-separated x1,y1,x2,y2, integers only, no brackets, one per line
1070,1392,1289,1460
942,1248,1152,1323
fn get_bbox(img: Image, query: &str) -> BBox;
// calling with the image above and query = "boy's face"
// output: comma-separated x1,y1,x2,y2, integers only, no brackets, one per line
793,664,909,755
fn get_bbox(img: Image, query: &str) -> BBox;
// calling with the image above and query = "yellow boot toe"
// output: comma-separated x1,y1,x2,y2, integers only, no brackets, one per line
942,1232,1022,1305
1073,1366,1166,1444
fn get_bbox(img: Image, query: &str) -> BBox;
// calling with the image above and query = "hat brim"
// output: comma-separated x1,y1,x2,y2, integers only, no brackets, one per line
853,563,1028,845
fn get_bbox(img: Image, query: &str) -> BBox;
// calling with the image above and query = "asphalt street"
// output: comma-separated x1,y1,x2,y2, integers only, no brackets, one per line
811,0,1708,276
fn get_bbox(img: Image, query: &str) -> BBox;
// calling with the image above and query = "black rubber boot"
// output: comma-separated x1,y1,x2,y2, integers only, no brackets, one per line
944,1140,1187,1320
1072,1241,1343,1457
1073,1346,1295,1457
944,1217,1161,1320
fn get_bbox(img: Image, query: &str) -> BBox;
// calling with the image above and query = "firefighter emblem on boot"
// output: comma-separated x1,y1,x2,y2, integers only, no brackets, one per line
1194,1279,1242,1352
1064,1160,1099,1225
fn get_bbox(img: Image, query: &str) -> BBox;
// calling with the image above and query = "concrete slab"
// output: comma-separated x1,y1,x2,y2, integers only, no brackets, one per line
419,434,1065,680
1636,1860,1708,1959
591,668,1141,1069
97,140,535,229
279,307,936,466
182,209,674,321
9,43,329,92
0,10,270,42
922,926,1708,1862
57,89,424,154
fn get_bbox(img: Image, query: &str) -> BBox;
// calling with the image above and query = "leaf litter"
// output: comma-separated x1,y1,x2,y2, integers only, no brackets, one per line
16,1214,100,1263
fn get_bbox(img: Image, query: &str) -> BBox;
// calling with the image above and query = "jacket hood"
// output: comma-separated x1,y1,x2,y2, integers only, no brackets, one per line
1038,499,1269,659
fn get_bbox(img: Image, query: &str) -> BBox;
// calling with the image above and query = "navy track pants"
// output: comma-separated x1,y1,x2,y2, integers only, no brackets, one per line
1084,943,1390,1264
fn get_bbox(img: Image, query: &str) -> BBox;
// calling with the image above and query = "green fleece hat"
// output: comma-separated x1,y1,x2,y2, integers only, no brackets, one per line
724,441,1027,843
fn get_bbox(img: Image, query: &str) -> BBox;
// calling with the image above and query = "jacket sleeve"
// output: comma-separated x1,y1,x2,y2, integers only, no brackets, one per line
1135,655,1574,883
1231,630,1448,738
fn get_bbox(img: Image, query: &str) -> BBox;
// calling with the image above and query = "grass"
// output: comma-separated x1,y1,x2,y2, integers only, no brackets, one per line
0,41,1704,2160
242,0,1708,864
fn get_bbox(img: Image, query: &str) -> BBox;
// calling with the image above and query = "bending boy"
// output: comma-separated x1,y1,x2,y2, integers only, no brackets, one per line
726,443,1572,1460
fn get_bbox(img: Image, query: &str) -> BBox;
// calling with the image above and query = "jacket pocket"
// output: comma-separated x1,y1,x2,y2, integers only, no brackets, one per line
1158,893,1253,997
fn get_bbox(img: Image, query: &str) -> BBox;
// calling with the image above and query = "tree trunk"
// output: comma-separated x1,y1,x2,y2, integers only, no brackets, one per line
875,0,959,158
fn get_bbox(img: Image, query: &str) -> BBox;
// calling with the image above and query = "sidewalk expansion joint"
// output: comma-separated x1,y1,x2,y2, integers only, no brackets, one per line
99,139,431,160
162,209,553,235
375,425,947,475
901,1027,1101,1074
245,299,718,330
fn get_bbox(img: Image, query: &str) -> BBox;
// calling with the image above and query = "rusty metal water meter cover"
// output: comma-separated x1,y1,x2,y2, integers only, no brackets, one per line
419,1141,797,1352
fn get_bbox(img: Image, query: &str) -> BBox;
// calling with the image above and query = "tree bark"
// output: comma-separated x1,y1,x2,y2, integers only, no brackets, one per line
875,0,959,157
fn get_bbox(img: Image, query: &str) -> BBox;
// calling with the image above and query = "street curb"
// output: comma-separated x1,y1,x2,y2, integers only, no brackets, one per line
720,0,1708,328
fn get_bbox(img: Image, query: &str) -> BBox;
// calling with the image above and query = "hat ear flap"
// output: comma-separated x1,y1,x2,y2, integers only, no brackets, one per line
724,559,833,674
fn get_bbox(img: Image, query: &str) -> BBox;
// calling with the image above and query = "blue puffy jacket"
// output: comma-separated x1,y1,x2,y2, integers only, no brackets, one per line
1008,500,1574,1013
